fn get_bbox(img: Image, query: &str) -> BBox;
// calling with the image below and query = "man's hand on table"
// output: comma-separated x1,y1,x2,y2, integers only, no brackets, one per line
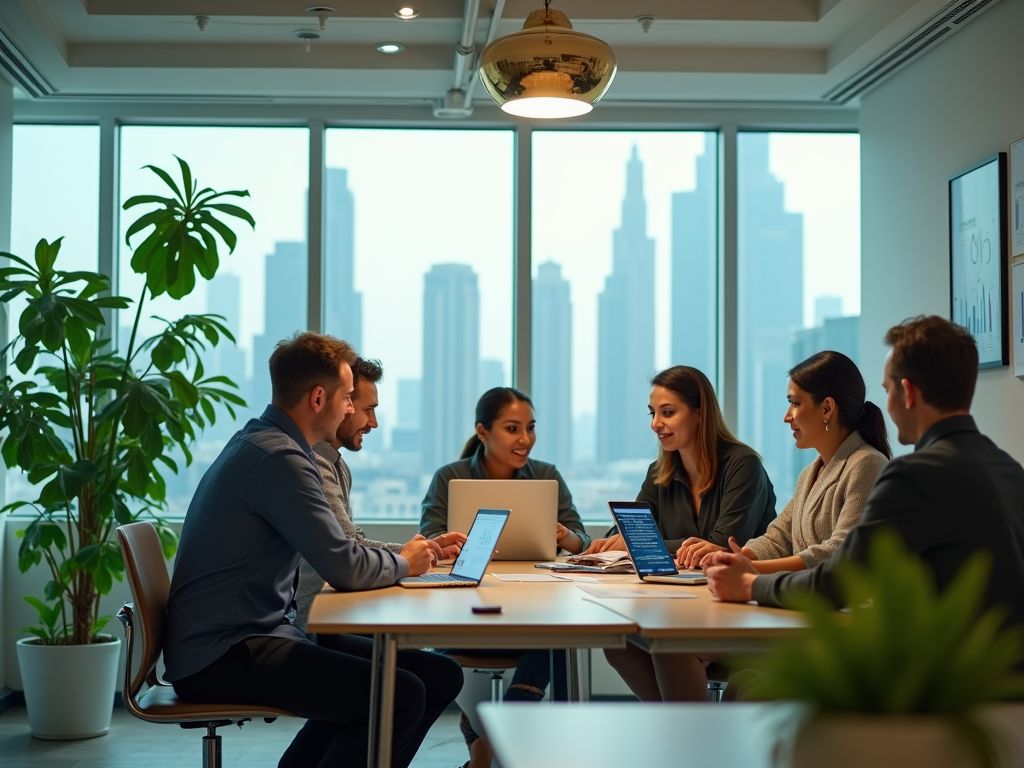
703,537,759,603
583,534,625,554
431,531,467,559
400,534,441,576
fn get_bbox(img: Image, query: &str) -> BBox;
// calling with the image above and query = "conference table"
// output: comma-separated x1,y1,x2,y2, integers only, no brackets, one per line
307,560,807,768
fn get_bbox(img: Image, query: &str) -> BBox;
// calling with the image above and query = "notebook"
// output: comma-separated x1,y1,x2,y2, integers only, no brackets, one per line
448,479,558,560
398,508,510,588
608,501,707,585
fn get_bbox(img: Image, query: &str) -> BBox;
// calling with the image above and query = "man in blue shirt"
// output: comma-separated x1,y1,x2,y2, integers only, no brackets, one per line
164,332,462,768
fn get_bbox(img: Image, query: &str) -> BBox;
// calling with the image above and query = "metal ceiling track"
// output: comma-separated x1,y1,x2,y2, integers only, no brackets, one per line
0,27,53,98
823,0,1002,103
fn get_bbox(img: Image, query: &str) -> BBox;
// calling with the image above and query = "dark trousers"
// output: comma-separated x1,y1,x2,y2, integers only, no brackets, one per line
172,634,463,768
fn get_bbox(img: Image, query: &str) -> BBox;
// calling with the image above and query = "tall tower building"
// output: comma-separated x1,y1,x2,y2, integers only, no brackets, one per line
323,168,363,350
421,264,480,471
671,135,717,375
251,241,308,409
737,133,804,487
531,260,573,469
205,272,249,437
597,146,656,463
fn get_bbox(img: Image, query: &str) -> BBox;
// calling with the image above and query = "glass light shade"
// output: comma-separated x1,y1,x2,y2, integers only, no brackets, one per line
478,8,616,119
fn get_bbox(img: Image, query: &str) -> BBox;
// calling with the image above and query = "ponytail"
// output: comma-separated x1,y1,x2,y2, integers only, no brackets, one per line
855,400,892,459
460,435,482,460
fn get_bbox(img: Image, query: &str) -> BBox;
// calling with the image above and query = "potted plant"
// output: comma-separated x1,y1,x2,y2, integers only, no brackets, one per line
0,158,253,739
740,531,1024,768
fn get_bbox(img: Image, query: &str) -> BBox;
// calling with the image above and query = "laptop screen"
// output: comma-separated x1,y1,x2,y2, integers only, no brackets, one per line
609,502,678,576
450,508,510,582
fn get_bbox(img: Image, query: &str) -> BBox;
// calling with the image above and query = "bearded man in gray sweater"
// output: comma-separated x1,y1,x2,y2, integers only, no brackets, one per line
294,357,466,631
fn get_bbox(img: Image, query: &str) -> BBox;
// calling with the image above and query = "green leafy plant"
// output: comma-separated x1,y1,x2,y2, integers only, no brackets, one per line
739,531,1024,766
0,157,254,645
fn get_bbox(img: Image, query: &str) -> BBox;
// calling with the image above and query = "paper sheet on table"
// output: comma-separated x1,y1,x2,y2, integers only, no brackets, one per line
490,573,566,582
575,585,697,599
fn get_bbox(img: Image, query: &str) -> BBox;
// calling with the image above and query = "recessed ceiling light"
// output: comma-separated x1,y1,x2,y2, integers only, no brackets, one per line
394,7,420,19
376,42,405,54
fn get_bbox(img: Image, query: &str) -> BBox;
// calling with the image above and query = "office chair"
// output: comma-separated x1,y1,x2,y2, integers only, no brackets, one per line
447,653,523,705
116,522,295,768
706,662,730,703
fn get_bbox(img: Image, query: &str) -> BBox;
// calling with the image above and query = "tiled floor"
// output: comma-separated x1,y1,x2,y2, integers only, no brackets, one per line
0,707,469,768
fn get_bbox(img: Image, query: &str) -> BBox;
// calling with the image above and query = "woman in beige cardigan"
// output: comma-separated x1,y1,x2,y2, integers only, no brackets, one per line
738,350,891,573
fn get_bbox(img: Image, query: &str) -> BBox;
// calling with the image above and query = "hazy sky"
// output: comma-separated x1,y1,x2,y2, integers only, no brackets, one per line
9,124,860,433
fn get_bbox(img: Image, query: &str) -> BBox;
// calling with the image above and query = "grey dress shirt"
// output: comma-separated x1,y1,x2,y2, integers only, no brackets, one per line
752,416,1024,635
608,442,777,552
163,405,408,682
294,442,403,631
419,443,591,551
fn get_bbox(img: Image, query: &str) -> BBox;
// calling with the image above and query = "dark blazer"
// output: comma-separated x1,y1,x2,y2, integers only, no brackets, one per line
753,415,1024,632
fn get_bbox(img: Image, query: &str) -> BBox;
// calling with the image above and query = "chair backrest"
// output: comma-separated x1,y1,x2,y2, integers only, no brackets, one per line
117,522,171,693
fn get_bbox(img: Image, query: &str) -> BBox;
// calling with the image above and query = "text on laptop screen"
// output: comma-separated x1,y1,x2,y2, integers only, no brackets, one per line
451,509,508,581
611,504,678,576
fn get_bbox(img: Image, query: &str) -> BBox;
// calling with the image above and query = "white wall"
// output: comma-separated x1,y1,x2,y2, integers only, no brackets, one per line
859,0,1024,460
0,77,15,693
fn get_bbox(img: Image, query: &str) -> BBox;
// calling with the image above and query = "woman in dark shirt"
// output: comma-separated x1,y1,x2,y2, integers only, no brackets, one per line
419,387,588,768
590,365,776,701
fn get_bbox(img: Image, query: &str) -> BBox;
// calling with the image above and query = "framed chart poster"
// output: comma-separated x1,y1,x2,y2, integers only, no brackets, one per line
1012,137,1024,258
1014,261,1024,378
949,153,1008,369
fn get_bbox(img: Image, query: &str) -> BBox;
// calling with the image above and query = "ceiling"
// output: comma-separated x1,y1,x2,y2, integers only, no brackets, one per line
0,0,1000,112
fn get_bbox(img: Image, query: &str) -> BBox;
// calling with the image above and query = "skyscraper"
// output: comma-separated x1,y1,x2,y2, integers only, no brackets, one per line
671,135,717,374
421,263,479,471
737,133,804,487
597,146,656,463
205,272,249,438
323,168,363,350
532,260,572,469
251,241,308,409
479,359,506,395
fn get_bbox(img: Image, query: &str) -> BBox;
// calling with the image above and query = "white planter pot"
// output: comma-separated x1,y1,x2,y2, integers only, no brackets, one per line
789,715,979,768
16,635,122,740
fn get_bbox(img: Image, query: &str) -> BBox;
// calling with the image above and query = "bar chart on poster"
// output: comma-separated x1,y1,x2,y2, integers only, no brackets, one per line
951,156,1004,367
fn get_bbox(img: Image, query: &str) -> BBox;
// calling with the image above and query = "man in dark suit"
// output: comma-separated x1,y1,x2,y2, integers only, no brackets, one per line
705,315,1024,631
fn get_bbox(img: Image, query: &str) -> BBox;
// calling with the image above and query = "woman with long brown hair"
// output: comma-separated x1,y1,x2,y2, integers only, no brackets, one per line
588,365,776,701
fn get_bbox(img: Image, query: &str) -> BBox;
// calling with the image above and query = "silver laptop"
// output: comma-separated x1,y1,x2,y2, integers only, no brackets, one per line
609,501,708,585
448,479,557,561
399,508,510,588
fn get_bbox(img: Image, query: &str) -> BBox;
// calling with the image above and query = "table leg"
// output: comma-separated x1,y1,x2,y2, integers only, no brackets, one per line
377,634,398,768
367,633,383,768
565,649,581,702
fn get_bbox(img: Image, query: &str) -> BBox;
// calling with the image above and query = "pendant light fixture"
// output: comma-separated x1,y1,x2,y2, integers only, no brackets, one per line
477,0,617,119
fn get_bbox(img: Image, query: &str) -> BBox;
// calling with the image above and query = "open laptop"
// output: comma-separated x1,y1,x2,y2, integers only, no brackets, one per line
448,479,557,561
608,501,708,585
398,508,510,588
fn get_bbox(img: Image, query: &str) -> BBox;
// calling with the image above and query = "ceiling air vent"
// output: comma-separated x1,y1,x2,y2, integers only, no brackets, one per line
823,0,1001,103
0,27,53,98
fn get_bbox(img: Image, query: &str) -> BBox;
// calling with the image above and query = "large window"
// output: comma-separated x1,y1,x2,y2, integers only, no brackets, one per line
4,123,861,522
6,124,100,506
324,129,515,520
118,126,309,515
531,132,717,522
737,132,861,501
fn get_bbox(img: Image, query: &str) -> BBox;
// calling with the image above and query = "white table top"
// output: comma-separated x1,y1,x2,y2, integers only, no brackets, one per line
478,702,1024,768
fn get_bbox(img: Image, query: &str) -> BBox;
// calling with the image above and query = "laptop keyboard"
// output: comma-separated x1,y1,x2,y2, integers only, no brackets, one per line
413,573,474,583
